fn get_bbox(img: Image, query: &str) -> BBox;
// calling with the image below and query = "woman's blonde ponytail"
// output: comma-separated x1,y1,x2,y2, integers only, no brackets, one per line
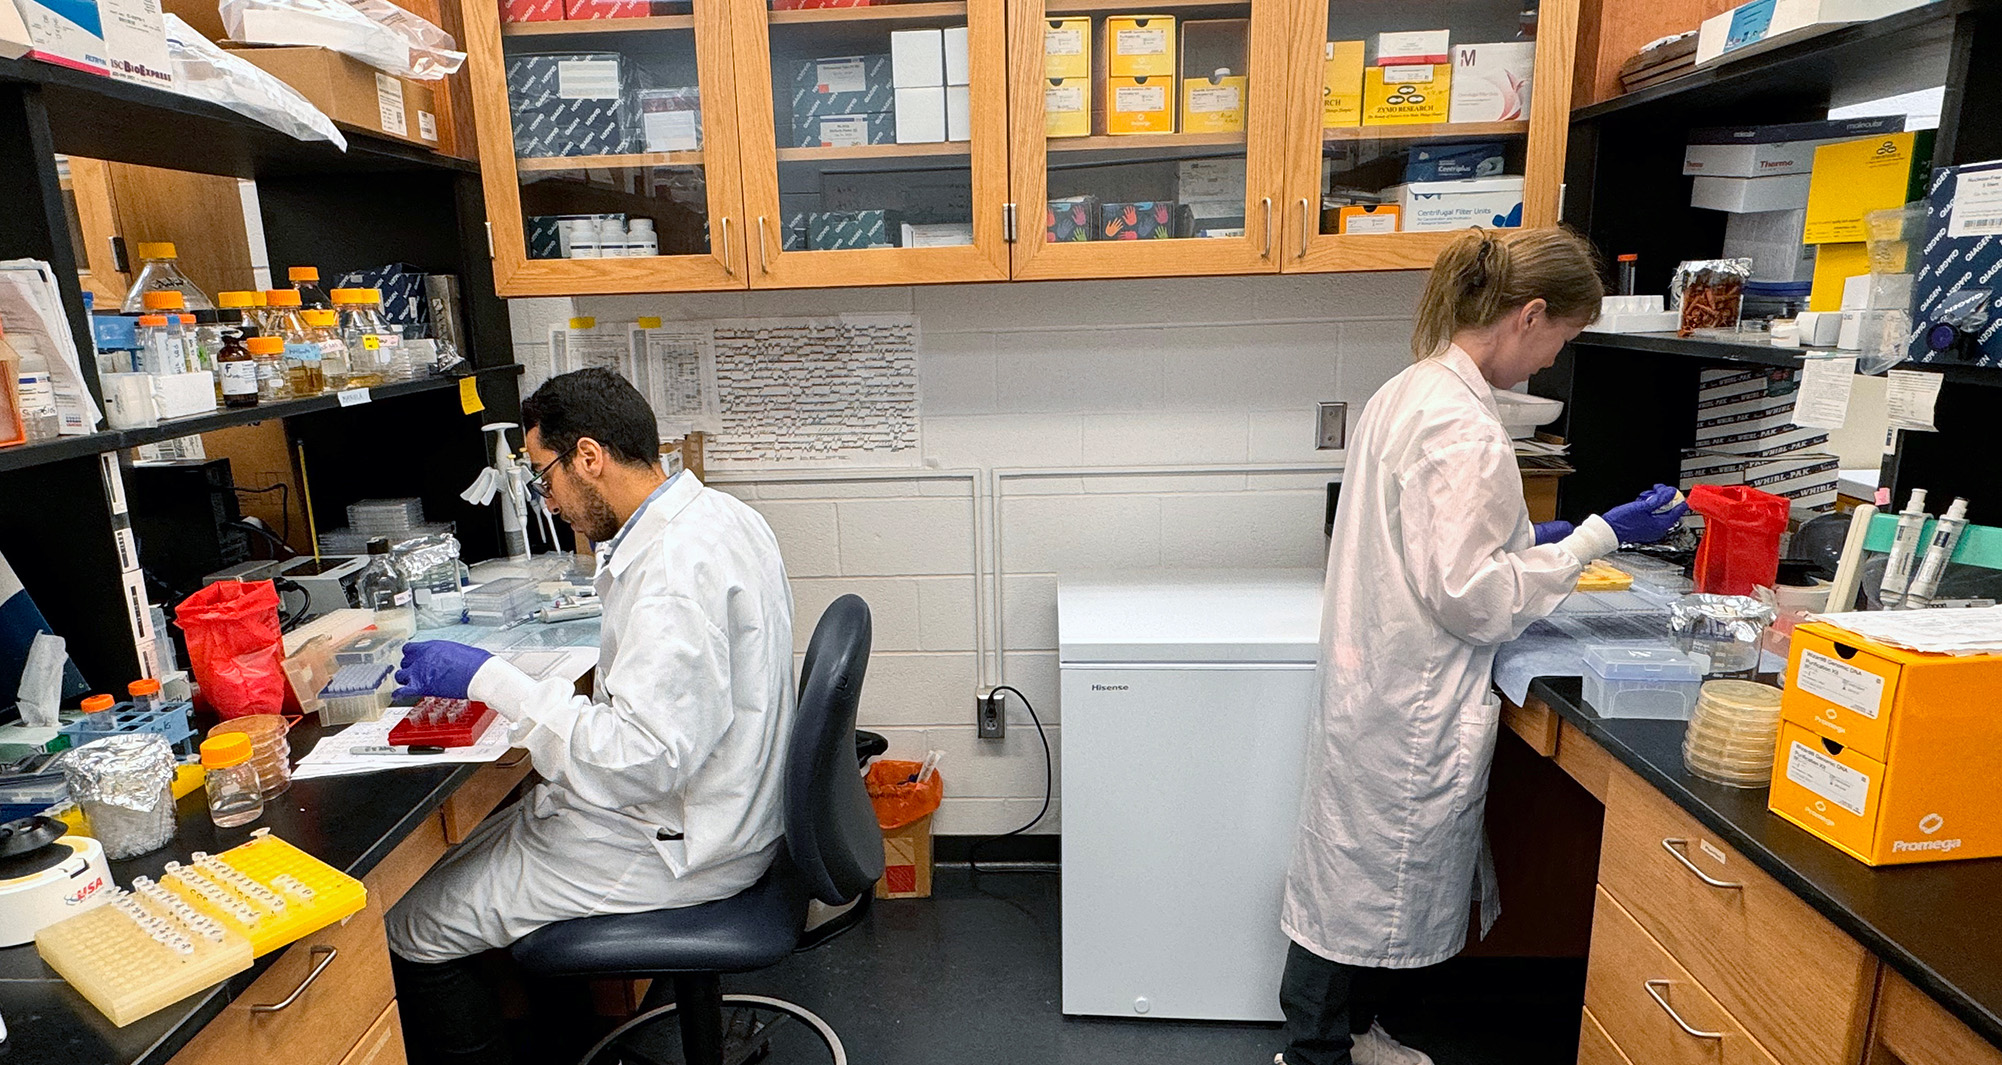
1409,227,1603,361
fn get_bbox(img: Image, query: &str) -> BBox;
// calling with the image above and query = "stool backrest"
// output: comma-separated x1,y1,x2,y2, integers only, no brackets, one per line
785,594,884,905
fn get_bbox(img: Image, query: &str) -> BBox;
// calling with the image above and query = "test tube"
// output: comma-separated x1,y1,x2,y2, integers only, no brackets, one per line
81,693,116,731
1616,253,1638,297
127,678,161,714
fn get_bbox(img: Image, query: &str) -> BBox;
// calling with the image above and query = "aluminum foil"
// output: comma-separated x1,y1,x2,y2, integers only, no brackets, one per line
1668,594,1778,675
61,734,178,859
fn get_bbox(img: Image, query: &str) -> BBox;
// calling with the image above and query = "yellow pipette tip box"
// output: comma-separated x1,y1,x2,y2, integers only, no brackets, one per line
162,830,367,957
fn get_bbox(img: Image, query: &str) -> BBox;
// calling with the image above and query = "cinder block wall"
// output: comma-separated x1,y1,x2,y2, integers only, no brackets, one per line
508,271,1426,835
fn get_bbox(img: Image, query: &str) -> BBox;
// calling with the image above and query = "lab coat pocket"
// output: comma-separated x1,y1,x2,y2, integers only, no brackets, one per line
1449,691,1504,816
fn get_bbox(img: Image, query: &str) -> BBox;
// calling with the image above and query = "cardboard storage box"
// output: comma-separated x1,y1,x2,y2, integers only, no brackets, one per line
876,813,933,899
502,0,565,22
1048,196,1096,242
891,27,943,87
1405,141,1505,182
1377,29,1449,65
1698,0,1929,65
1322,40,1363,127
1682,115,1906,177
1769,622,2002,865
895,86,945,143
231,46,439,148
1908,162,2002,366
17,0,108,72
1338,203,1400,233
1803,129,1933,243
102,0,170,89
1448,41,1533,122
1724,208,1815,282
1692,173,1813,212
1364,63,1450,124
564,0,648,16
1099,200,1181,239
791,54,895,119
1045,77,1089,137
1107,75,1175,134
1389,175,1523,230
507,52,635,156
1178,200,1244,238
1044,17,1089,79
1177,157,1244,202
1106,14,1175,77
808,209,898,249
1178,18,1245,133
1182,73,1245,133
793,111,896,148
638,87,701,152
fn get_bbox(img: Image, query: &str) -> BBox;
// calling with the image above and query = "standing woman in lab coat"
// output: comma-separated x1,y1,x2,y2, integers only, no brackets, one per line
1275,228,1685,1065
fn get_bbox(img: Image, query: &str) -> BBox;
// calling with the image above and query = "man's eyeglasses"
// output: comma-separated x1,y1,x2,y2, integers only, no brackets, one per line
525,444,578,501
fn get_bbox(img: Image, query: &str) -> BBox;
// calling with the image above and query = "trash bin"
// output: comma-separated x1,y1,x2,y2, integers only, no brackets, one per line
865,759,943,899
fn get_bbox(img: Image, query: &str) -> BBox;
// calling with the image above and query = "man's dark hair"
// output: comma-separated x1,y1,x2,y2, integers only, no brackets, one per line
521,368,659,469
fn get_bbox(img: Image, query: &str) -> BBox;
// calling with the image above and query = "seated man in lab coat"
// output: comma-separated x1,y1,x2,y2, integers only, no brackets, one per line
384,368,796,1065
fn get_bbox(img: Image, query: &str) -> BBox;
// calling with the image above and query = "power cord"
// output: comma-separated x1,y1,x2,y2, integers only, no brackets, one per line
233,484,291,544
966,684,1052,874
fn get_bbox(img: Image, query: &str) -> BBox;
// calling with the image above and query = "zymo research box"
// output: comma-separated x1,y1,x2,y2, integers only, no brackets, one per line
1767,620,2002,865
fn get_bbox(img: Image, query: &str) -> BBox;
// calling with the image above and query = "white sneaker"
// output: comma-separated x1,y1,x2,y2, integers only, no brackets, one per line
1350,1022,1434,1065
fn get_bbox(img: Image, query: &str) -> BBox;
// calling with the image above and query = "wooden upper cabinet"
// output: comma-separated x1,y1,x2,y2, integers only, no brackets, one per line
1006,0,1290,279
1278,0,1579,272
730,0,1011,287
465,0,749,295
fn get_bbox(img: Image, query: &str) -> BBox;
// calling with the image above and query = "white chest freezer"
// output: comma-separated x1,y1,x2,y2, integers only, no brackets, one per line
1058,570,1323,1022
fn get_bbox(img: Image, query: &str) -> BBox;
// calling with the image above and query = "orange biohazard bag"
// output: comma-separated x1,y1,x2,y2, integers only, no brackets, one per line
864,759,944,830
174,580,288,718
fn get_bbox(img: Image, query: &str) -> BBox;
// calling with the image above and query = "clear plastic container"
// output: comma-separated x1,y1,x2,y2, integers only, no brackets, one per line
122,242,214,313
301,309,350,391
360,537,417,638
245,336,290,402
266,289,321,396
201,732,265,828
1683,680,1784,787
289,265,332,309
332,288,403,386
126,678,160,714
1670,595,1778,677
80,692,118,731
321,662,396,725
333,630,405,666
208,715,292,800
1581,645,1710,719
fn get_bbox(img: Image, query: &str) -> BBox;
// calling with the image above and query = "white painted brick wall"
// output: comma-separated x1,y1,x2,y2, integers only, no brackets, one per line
508,271,1426,836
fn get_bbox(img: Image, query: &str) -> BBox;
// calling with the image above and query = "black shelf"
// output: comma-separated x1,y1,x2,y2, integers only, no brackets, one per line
0,365,524,475
1573,330,2002,386
0,56,478,180
1571,0,1971,124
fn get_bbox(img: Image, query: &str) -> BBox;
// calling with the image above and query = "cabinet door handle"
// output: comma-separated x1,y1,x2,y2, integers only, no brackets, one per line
756,216,771,274
1662,838,1742,889
1296,198,1312,259
1261,197,1273,259
1644,979,1725,1039
250,946,337,1013
719,216,734,275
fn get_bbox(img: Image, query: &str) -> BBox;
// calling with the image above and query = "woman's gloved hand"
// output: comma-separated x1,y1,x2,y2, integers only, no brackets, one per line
1604,484,1687,545
1533,521,1575,545
394,640,493,701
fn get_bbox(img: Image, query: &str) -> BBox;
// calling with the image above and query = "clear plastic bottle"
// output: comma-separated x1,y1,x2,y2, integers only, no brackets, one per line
135,314,172,374
267,289,321,396
127,678,160,713
81,692,116,732
246,336,290,401
289,266,332,309
359,536,416,638
628,218,658,256
331,288,401,386
122,243,214,313
200,733,265,828
8,325,59,443
179,313,205,374
301,308,350,391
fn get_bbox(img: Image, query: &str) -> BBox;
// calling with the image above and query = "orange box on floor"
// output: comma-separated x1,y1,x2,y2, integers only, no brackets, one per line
1768,620,2002,865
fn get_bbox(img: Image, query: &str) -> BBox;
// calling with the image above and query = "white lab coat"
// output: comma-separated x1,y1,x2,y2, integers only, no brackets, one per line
387,473,796,964
1280,345,1616,969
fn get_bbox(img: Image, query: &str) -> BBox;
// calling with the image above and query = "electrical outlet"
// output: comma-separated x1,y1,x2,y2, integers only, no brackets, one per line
976,688,1006,739
1316,402,1347,450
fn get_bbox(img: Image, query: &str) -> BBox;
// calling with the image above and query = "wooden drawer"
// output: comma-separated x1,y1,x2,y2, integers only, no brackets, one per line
1555,719,1615,801
1503,693,1560,756
1869,970,2002,1065
1580,1007,1637,1065
1599,768,1876,1065
169,886,395,1065
339,1002,407,1065
1586,887,1783,1065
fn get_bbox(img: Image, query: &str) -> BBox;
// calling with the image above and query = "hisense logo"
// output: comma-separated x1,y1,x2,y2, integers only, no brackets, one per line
1090,684,1129,692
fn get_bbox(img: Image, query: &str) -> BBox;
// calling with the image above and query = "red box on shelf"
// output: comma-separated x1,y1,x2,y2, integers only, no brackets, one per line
564,0,650,17
503,0,565,22
771,0,870,9
388,698,500,749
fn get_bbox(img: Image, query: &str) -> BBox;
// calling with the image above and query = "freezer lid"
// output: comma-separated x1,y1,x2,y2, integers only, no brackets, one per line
1057,570,1324,664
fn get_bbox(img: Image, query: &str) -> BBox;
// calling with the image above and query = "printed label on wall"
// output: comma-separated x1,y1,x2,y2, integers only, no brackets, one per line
1796,649,1886,719
1786,741,1870,816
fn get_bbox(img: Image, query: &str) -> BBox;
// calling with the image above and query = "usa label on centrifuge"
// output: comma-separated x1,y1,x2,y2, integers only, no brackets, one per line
1786,741,1870,816
1796,650,1885,719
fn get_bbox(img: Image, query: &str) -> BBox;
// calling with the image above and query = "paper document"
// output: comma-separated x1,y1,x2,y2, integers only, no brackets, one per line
1793,355,1856,430
1811,606,2002,655
0,260,100,433
1885,369,1942,432
292,707,520,779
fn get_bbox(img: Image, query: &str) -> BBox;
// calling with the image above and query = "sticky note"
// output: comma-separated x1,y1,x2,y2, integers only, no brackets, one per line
460,376,485,415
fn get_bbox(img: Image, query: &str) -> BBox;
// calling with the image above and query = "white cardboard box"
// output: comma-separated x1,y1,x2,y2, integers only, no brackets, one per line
946,83,970,141
1691,173,1813,212
16,0,107,72
1448,41,1534,122
1724,208,1816,281
1388,175,1524,231
1376,29,1449,65
1696,0,1929,66
0,0,34,58
943,25,968,85
892,28,943,87
100,0,170,88
1684,140,1827,178
895,85,947,143
902,222,974,247
1177,157,1246,201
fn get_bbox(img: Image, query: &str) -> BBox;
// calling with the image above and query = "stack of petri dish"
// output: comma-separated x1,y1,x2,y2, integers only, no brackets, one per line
207,715,293,801
1682,680,1784,787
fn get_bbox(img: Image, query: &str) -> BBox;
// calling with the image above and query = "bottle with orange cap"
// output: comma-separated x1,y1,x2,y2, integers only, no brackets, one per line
127,678,161,714
200,733,265,827
121,242,213,313
301,308,350,391
246,336,290,402
80,693,117,731
289,265,332,310
331,288,399,386
265,289,321,396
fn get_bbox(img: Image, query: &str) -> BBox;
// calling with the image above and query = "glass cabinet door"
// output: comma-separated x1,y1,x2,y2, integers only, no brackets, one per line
1006,0,1290,280
728,0,1010,287
466,0,748,294
1279,0,1574,271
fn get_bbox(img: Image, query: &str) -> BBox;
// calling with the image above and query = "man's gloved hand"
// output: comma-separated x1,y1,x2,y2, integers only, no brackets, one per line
1534,521,1575,546
394,640,493,702
1604,484,1688,545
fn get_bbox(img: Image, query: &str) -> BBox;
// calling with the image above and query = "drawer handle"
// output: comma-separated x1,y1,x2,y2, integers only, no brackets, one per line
1644,979,1725,1040
1662,838,1742,889
1261,197,1273,259
250,946,337,1013
719,216,734,276
756,216,771,274
1296,198,1312,259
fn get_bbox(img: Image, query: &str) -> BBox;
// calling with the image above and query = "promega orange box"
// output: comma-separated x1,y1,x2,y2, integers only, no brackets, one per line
1769,621,2002,866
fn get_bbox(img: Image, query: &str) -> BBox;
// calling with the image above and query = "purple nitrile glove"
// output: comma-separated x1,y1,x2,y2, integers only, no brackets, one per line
393,640,493,702
1604,484,1688,545
1534,521,1575,546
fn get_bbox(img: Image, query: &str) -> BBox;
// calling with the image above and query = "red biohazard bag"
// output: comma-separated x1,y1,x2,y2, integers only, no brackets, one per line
174,580,287,718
